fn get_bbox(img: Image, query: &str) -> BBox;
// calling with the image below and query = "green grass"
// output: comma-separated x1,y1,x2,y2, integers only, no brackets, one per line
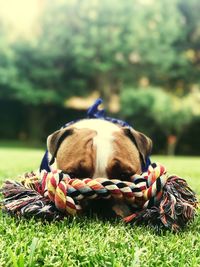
0,147,199,267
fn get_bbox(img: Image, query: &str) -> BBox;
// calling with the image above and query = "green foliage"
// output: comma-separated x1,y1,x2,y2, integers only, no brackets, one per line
120,87,193,136
0,0,200,148
1,0,200,105
0,148,200,266
35,0,184,95
177,0,200,84
0,23,18,99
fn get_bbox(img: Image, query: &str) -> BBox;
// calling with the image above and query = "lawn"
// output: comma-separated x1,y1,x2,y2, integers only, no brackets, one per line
0,147,199,267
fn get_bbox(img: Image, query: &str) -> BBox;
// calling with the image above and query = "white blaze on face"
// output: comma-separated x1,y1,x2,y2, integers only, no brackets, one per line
73,119,120,178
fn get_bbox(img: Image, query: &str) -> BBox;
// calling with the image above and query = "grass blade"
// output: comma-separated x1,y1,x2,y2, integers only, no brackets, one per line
28,237,39,267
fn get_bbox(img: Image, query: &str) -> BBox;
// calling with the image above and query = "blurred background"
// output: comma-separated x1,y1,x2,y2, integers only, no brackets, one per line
0,0,199,155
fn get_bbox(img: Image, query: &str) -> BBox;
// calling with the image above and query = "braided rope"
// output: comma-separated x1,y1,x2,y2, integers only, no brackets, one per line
1,162,198,231
22,163,168,216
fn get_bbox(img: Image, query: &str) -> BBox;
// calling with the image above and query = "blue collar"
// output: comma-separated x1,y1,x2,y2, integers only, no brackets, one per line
40,98,151,173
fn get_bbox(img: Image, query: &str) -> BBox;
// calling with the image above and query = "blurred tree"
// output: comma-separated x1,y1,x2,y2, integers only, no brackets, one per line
0,22,17,99
120,88,194,155
14,0,182,105
175,0,200,90
0,0,200,149
2,0,196,104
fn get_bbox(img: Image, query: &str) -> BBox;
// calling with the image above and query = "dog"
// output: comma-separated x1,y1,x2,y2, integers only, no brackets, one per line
47,118,152,218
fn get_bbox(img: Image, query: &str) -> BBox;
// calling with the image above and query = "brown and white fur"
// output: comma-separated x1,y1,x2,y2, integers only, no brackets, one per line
47,119,152,218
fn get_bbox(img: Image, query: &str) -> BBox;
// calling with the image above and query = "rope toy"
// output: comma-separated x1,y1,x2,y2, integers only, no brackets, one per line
1,163,198,231
0,99,198,231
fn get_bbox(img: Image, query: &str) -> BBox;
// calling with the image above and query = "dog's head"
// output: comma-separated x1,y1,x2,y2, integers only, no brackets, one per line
47,119,152,180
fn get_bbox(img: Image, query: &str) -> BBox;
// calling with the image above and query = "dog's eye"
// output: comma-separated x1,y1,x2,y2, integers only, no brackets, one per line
68,172,77,178
119,172,134,181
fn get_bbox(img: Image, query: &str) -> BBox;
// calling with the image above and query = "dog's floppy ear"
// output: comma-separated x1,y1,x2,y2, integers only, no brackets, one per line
47,128,74,165
123,127,152,166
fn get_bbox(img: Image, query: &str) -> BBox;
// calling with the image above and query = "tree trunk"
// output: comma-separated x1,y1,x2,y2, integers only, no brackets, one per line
167,135,177,155
96,73,112,109
28,105,45,144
